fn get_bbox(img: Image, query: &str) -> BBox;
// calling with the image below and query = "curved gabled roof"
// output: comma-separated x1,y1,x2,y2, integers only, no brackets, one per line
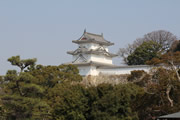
72,31,114,46
67,46,118,57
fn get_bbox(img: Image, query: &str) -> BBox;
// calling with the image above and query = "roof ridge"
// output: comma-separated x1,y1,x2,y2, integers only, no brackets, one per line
85,32,103,37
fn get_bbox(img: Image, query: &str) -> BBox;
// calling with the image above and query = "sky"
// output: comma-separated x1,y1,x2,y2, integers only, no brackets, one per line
0,0,180,75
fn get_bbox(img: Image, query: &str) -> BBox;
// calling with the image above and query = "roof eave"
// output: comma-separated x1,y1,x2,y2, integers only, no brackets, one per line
72,40,114,46
67,51,74,55
110,54,118,57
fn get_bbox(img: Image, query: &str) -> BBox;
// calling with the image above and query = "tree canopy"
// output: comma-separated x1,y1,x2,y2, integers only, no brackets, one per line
118,30,177,65
0,52,180,120
127,40,161,65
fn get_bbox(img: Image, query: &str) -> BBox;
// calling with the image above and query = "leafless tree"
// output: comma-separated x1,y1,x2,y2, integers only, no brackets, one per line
143,30,177,51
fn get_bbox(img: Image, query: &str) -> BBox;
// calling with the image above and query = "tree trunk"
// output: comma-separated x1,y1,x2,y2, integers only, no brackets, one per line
166,85,173,107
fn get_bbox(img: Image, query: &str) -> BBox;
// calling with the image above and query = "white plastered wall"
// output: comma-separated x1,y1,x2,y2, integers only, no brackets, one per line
89,54,112,64
78,65,99,76
78,65,152,76
79,43,99,50
97,66,151,75
79,43,108,51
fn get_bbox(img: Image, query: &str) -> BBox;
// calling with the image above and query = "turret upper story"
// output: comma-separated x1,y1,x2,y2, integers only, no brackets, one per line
73,29,114,45
67,30,117,64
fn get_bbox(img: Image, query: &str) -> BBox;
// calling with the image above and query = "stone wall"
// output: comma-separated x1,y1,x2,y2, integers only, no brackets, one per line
81,74,129,86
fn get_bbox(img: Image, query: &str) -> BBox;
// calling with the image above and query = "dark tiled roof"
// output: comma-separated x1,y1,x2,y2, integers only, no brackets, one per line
72,31,114,46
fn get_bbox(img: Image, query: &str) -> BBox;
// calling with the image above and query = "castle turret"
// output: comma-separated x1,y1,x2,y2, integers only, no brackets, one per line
67,30,117,76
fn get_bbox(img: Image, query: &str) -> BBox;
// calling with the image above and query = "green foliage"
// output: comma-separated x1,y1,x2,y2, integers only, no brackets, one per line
1,71,50,119
30,64,82,89
45,82,141,120
127,70,152,87
0,56,83,119
127,41,161,65
127,70,146,82
131,67,180,120
174,42,180,52
147,51,180,66
1,55,180,120
0,56,50,119
170,40,180,52
86,83,141,120
48,84,88,120
118,30,177,64
8,55,36,72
